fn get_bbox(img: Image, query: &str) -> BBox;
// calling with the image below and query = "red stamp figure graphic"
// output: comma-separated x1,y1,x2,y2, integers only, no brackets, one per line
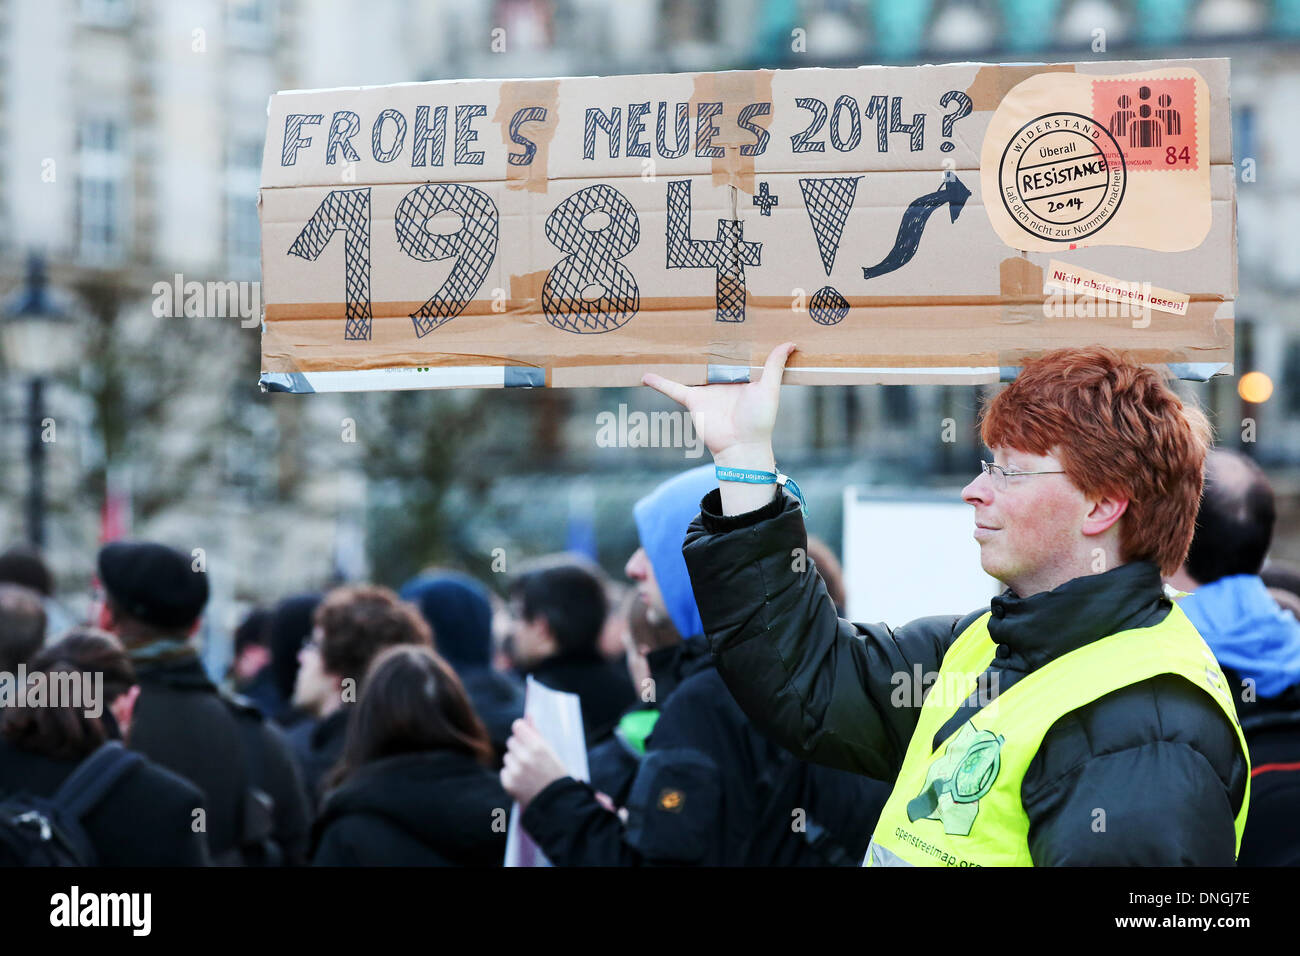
1092,77,1197,172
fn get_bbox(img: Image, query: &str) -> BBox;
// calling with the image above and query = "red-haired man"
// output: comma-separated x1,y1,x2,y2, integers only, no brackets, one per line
645,344,1249,866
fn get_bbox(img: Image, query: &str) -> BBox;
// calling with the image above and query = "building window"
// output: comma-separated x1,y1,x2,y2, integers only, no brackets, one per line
225,140,262,274
79,0,133,28
661,0,720,47
883,384,914,425
77,117,128,265
1283,339,1300,418
227,0,276,51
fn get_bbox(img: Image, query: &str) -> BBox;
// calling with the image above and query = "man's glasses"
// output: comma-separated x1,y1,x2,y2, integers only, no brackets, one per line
979,460,1066,491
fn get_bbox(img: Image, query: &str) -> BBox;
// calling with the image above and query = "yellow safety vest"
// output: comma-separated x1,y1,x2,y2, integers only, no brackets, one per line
865,602,1250,866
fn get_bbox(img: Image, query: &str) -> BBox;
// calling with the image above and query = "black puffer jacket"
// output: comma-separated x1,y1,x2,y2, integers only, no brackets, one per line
1220,669,1300,866
310,750,509,866
683,488,1250,866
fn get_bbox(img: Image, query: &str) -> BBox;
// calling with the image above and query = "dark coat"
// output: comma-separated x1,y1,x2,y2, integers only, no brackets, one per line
0,738,210,866
128,650,312,865
310,750,509,866
526,650,636,746
523,639,888,866
1221,669,1300,866
681,487,1250,866
234,665,285,722
286,707,350,812
459,667,525,766
585,637,713,806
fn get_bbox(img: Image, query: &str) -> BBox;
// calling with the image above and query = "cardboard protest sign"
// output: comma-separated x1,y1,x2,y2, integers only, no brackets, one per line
258,58,1234,392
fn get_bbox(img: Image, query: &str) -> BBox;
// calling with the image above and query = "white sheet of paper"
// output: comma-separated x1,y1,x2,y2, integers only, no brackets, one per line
503,676,589,867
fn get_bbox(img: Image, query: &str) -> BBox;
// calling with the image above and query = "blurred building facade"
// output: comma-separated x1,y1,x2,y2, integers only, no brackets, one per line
1,0,1298,638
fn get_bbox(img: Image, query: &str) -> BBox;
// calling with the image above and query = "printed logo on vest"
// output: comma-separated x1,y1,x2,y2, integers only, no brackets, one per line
906,721,1004,836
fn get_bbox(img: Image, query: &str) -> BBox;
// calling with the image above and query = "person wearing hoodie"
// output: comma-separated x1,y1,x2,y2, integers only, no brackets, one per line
265,592,323,728
1170,449,1300,866
501,465,889,866
399,570,524,767
226,606,281,720
310,644,509,866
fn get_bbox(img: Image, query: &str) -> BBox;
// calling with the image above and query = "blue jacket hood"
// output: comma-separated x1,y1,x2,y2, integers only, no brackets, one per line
1181,573,1300,699
633,466,718,641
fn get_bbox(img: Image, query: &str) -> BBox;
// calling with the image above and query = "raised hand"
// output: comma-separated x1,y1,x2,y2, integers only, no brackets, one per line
641,341,797,465
642,342,798,515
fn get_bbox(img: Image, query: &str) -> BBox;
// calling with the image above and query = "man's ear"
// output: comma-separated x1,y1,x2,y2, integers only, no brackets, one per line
1082,494,1129,536
187,616,202,638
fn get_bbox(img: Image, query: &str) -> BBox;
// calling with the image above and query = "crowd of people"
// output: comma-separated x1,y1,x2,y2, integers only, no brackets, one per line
0,350,1298,866
0,464,887,866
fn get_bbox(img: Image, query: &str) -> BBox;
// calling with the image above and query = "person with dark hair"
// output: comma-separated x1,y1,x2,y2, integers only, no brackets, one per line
399,570,524,767
0,544,73,638
0,583,46,675
265,592,323,727
503,466,887,866
507,557,635,746
1172,450,1300,866
0,629,210,865
93,540,310,865
0,544,54,596
287,585,432,809
1173,449,1277,590
1262,561,1300,621
226,606,280,719
310,644,509,866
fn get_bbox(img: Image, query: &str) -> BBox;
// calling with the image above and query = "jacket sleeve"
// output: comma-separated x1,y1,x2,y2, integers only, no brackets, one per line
682,487,966,780
521,681,731,867
1023,677,1246,866
522,777,645,866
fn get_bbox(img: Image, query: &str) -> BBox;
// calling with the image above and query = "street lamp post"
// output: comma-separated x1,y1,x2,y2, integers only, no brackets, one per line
2,255,82,549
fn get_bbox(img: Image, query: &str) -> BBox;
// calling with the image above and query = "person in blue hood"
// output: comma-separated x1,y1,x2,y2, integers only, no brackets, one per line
1172,450,1300,865
628,465,716,642
501,465,889,866
399,570,524,767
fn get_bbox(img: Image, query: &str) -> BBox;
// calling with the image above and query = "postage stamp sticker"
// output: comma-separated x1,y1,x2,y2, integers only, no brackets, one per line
1091,77,1198,172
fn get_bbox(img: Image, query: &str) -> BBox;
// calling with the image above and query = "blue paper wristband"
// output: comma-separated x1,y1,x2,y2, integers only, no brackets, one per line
715,465,809,517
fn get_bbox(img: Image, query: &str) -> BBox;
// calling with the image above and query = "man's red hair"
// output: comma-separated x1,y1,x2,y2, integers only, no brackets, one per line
979,346,1212,575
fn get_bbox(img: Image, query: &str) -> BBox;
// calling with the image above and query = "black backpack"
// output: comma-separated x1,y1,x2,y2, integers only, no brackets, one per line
0,742,142,866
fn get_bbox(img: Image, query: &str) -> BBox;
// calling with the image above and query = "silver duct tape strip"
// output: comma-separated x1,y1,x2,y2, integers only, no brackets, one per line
504,367,546,388
707,364,751,384
1166,362,1231,382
